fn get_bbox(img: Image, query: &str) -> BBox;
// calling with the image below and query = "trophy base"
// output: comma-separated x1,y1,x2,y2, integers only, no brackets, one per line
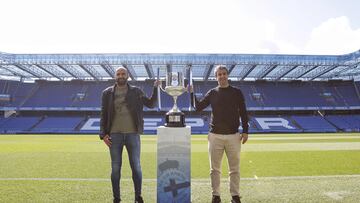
165,111,185,127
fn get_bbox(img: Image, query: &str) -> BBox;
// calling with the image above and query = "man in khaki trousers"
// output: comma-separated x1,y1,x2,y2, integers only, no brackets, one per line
190,65,249,203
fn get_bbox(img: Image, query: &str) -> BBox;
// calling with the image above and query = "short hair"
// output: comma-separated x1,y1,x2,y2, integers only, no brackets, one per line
214,65,229,77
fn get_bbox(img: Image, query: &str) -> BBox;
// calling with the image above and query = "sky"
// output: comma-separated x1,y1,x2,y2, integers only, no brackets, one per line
0,0,360,55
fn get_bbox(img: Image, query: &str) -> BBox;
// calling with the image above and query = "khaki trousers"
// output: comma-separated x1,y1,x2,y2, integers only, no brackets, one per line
208,132,242,196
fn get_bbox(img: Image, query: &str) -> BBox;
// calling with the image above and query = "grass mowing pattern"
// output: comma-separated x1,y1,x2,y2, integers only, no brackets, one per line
1,133,360,202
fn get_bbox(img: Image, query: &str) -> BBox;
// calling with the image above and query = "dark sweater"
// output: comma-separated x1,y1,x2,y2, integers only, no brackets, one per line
191,85,249,134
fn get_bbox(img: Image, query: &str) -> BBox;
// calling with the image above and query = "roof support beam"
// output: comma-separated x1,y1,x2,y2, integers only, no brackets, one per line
310,65,338,80
204,64,214,81
14,64,42,78
121,63,136,81
227,64,236,76
57,64,79,79
240,64,257,80
329,62,360,78
78,64,99,80
100,63,115,78
35,65,63,80
296,65,319,79
259,64,278,79
0,65,24,77
276,65,299,80
144,63,154,79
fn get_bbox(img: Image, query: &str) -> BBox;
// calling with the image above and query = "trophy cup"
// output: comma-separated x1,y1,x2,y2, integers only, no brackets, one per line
160,71,187,127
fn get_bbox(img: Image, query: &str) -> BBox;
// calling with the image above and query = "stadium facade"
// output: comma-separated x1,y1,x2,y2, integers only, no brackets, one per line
0,50,360,134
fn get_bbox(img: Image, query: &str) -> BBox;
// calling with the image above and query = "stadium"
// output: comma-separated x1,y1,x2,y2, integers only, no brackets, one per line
1,51,360,134
1,50,360,202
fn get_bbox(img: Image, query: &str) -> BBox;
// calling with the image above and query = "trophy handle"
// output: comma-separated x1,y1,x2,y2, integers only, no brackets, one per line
159,79,166,92
157,67,162,111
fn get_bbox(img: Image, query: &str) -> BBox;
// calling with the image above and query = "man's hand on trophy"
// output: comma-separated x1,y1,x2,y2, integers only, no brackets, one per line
154,80,161,87
186,85,194,93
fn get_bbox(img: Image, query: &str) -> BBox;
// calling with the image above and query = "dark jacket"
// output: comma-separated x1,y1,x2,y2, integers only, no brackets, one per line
99,83,157,139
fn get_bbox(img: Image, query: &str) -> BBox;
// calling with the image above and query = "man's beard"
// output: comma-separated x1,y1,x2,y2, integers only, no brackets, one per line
116,78,127,86
218,79,229,86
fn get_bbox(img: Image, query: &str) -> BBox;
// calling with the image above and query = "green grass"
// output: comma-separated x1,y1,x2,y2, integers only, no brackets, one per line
1,133,360,202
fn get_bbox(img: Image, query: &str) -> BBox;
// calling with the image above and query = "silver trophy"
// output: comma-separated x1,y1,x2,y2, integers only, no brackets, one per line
160,71,187,127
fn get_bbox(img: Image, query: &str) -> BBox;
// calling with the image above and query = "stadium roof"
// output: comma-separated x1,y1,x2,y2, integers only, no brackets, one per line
1,50,360,82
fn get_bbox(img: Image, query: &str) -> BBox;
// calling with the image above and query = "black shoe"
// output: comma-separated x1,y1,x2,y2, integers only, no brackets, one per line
135,196,144,203
231,195,241,203
113,198,121,203
212,195,222,203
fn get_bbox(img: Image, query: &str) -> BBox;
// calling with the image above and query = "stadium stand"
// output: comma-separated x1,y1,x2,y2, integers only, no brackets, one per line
2,79,359,110
0,79,359,134
22,80,84,108
31,116,84,133
325,115,360,132
0,116,41,133
291,115,337,132
1,51,359,134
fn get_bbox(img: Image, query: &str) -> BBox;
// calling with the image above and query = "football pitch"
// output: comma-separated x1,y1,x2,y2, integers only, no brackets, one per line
1,133,360,202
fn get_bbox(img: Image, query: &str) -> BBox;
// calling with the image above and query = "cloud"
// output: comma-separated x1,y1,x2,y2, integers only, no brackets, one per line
304,16,360,55
1,1,358,55
266,16,360,55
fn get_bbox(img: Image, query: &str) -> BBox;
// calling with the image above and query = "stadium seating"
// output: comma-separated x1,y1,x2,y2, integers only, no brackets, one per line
325,115,360,132
1,79,359,134
31,116,84,133
1,79,360,110
0,116,41,133
22,81,84,108
291,115,337,132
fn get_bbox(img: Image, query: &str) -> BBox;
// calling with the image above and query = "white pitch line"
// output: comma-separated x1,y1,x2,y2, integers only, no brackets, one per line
249,136,360,140
0,178,155,182
1,175,360,182
241,142,360,151
188,136,360,141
